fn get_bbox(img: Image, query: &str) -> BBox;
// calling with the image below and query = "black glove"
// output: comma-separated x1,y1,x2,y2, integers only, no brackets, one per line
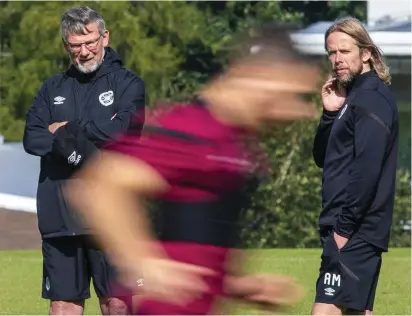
52,122,99,168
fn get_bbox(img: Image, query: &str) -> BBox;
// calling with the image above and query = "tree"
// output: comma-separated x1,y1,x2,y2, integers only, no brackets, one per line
0,1,409,247
0,1,211,130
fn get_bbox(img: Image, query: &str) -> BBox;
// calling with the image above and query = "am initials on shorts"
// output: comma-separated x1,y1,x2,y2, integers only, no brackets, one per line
324,272,341,287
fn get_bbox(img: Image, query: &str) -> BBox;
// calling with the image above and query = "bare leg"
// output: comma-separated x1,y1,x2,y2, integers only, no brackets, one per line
311,302,343,316
346,308,372,315
99,296,130,315
49,300,84,315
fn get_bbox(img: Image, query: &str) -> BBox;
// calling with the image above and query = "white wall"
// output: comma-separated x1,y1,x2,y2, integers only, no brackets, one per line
0,142,39,212
0,143,39,198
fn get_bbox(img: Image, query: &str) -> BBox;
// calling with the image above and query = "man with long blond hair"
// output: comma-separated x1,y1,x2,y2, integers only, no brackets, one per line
311,16,398,315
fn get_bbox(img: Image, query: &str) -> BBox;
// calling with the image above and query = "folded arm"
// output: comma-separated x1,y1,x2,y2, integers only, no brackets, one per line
23,83,55,157
79,77,145,145
66,151,168,267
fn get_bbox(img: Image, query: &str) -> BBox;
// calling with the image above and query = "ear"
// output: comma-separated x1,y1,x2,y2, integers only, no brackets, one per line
102,30,110,47
361,47,372,63
62,39,70,53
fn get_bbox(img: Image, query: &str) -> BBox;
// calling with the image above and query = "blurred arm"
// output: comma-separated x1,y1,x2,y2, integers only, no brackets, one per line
66,151,168,268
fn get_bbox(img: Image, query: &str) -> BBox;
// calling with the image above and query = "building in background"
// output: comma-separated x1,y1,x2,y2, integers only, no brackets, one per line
367,0,410,26
291,0,411,170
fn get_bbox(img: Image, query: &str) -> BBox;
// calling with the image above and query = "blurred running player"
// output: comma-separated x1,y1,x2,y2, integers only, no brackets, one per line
66,26,320,314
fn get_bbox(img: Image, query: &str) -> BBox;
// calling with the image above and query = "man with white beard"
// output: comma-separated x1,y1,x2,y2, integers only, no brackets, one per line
23,6,145,315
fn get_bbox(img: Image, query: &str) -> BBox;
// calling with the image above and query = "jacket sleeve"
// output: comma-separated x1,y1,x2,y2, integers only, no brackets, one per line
334,94,392,238
312,109,339,168
23,81,98,167
79,77,145,146
23,82,55,157
52,122,99,169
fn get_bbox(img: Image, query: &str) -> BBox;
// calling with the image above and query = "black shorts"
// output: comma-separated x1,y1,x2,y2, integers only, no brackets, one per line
314,231,382,311
42,236,119,301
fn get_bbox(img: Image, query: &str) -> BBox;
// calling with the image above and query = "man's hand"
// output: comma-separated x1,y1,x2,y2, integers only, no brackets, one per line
246,274,304,306
120,257,216,307
49,121,68,134
222,274,304,314
321,77,346,112
333,232,349,249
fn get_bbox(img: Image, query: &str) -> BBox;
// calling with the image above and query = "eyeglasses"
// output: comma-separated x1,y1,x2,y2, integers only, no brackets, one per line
66,35,102,53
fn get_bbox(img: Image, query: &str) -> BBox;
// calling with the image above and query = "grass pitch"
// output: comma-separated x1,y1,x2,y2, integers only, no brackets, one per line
0,248,409,315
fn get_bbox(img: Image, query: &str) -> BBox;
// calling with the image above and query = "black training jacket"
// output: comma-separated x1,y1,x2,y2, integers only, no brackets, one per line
23,47,145,238
313,70,398,251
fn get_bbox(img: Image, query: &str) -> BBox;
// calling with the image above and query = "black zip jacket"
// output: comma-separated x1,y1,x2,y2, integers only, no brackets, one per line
23,47,145,238
313,70,398,251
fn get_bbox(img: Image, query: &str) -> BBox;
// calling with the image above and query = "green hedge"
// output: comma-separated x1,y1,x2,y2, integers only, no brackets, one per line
238,119,411,249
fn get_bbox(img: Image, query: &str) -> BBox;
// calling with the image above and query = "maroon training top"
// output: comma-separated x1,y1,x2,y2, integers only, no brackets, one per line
107,102,262,314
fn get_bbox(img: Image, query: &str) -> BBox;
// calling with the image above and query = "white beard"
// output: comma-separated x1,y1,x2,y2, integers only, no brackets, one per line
70,50,105,74
76,60,101,74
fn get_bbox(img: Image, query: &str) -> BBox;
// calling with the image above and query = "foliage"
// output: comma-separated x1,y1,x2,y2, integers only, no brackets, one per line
390,169,412,248
239,118,324,248
0,1,409,248
239,119,411,249
279,0,367,26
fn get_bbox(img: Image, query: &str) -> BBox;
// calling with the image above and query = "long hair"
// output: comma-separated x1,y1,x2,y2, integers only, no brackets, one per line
324,16,391,85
